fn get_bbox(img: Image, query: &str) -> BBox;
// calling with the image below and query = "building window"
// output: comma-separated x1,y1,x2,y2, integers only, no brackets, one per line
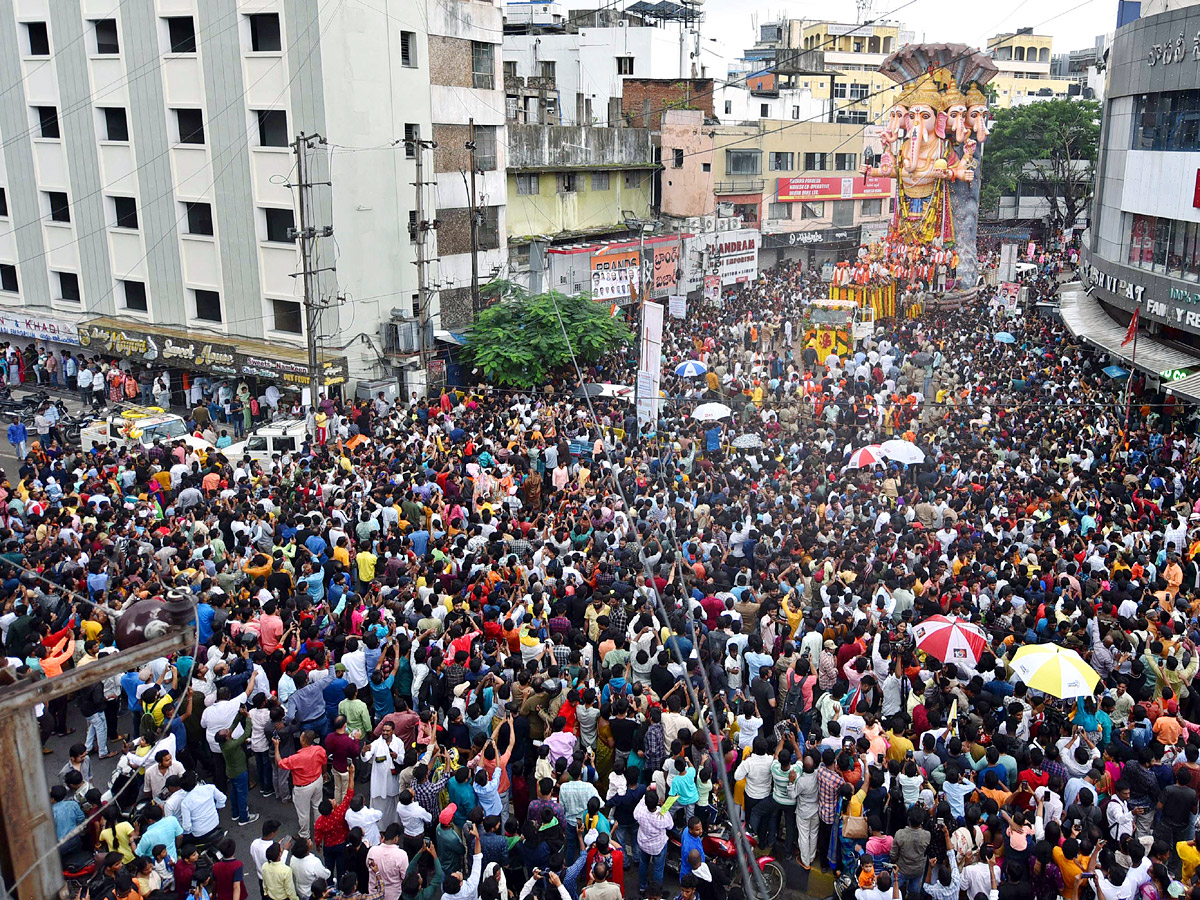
478,206,500,251
511,243,531,269
194,289,222,322
256,110,288,147
833,82,847,99
503,61,517,79
616,57,634,75
760,103,769,117
35,106,59,140
185,202,214,236
56,272,80,303
400,30,416,67
248,13,281,52
800,201,824,219
625,171,644,189
672,148,684,168
94,18,120,55
272,299,303,333
408,209,419,242
702,162,711,172
725,150,761,175
263,207,295,243
792,105,800,119
101,107,129,142
1127,213,1200,279
474,126,498,171
539,61,556,80
832,199,854,226
110,196,138,230
835,152,858,171
768,201,792,220
516,174,539,195
1133,91,1200,151
0,187,7,217
402,123,421,159
861,198,883,216
558,173,578,193
591,172,610,191
46,192,70,223
122,280,148,312
804,152,828,171
25,22,49,56
849,82,869,100
165,16,196,54
768,152,794,171
724,100,732,115
174,109,205,145
0,264,16,294
471,41,495,90
732,202,759,224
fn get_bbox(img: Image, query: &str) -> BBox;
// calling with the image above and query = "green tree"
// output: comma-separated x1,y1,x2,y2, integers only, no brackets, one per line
465,282,634,388
980,98,1100,235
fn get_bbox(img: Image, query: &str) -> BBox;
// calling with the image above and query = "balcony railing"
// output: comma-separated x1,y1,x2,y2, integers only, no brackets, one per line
714,179,765,194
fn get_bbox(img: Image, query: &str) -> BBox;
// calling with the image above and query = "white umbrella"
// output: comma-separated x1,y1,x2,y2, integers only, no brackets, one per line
674,360,708,378
846,445,884,468
691,402,731,422
732,433,764,449
880,439,925,465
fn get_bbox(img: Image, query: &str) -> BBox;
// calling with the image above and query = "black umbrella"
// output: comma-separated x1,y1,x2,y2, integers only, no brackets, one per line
573,383,605,399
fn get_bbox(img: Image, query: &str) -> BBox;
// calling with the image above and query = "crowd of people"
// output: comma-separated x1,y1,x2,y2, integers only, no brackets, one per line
8,240,1200,900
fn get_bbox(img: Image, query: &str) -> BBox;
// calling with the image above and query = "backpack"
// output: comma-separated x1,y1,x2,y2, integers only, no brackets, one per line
783,670,809,718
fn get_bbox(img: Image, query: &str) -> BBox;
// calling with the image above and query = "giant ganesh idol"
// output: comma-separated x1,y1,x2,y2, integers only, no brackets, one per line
863,44,997,291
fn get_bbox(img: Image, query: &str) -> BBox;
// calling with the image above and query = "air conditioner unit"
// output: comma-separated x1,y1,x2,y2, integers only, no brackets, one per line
700,215,716,231
383,319,420,355
685,217,703,231
716,202,734,218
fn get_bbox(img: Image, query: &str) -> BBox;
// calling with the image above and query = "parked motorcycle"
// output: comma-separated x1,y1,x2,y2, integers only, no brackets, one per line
664,810,785,900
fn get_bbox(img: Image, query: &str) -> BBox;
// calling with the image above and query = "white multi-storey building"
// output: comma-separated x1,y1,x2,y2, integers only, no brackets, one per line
0,0,505,392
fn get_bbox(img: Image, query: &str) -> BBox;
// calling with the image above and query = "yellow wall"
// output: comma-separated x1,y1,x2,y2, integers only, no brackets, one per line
990,74,1077,108
506,170,652,241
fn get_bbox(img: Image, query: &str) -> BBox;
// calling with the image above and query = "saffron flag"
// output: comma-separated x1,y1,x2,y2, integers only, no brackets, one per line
1122,308,1139,347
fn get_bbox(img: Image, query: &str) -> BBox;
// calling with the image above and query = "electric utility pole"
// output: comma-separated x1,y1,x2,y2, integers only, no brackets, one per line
406,133,438,386
467,118,481,312
290,132,334,407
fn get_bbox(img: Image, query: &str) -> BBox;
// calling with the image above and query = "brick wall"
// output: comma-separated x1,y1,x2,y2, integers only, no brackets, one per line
427,35,473,89
433,124,472,173
621,79,714,130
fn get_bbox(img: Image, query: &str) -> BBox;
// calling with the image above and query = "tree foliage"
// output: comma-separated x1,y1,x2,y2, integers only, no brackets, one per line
981,99,1100,235
464,282,634,388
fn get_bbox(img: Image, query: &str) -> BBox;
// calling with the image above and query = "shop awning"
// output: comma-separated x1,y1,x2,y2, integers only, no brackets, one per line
77,317,348,388
1059,286,1200,403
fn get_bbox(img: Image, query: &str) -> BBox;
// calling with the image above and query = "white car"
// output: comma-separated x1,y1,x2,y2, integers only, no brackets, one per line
79,409,212,453
221,419,309,463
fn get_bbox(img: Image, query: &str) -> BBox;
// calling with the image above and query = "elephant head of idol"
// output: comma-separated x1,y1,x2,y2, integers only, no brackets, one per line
942,84,970,145
903,76,941,174
966,82,990,144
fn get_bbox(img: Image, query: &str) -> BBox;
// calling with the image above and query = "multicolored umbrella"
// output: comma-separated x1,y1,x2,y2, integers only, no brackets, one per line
674,360,708,378
1008,643,1100,699
846,445,883,468
913,615,989,665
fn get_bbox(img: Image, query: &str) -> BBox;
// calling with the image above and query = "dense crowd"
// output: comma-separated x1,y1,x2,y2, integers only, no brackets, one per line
7,242,1200,900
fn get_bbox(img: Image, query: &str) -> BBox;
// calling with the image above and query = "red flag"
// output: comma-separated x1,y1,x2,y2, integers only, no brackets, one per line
1122,308,1139,347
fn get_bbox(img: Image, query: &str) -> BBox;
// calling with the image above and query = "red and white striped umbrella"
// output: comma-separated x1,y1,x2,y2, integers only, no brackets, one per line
846,444,884,469
913,615,988,665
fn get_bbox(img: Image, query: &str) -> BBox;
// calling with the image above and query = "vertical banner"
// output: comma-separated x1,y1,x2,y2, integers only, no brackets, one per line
649,242,680,299
999,242,1017,282
638,300,664,427
704,275,721,304
668,295,687,318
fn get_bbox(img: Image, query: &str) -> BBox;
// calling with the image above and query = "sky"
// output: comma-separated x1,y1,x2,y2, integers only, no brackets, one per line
562,0,1122,66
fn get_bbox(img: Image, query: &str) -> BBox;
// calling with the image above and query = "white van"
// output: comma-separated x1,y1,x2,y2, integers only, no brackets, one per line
222,419,309,463
79,408,213,453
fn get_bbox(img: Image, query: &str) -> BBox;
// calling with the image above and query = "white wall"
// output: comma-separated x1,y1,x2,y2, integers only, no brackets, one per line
717,85,827,124
1121,151,1200,224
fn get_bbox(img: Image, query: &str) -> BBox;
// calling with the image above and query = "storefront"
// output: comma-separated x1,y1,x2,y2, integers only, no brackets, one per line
761,225,863,271
77,317,348,410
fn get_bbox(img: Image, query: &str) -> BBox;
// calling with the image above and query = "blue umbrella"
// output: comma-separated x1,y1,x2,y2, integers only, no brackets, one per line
675,360,708,378
1103,365,1129,379
993,332,1016,344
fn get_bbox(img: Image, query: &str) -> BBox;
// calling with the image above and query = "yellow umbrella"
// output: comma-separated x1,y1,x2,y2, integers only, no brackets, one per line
1008,643,1099,699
